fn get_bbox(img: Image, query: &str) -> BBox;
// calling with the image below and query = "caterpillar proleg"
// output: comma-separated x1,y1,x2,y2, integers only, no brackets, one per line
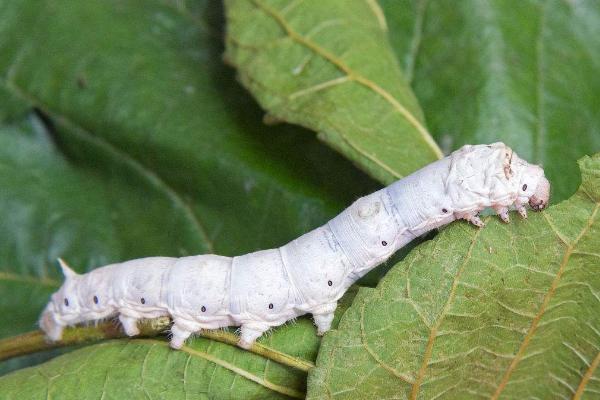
39,143,550,350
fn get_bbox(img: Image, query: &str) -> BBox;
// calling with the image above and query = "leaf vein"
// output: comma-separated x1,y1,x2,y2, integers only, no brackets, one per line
573,351,600,399
365,0,387,31
144,340,305,399
288,76,351,100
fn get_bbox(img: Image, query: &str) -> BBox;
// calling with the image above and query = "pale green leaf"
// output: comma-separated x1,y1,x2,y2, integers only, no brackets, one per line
0,338,308,400
224,0,443,184
308,153,600,399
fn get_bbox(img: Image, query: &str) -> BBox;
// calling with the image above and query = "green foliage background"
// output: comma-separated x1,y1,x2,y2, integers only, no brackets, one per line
0,1,598,399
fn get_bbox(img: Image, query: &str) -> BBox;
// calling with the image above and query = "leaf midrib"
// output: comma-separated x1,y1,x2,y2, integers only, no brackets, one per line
408,222,484,399
0,271,59,287
574,350,600,399
135,339,306,399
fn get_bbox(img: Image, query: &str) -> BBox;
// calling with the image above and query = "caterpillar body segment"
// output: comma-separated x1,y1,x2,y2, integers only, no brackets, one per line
40,143,550,349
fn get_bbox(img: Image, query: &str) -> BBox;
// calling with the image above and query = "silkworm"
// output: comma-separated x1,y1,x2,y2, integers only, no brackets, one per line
39,142,550,349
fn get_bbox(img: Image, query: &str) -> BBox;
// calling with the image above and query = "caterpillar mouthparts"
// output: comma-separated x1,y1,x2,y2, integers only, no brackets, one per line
529,176,550,211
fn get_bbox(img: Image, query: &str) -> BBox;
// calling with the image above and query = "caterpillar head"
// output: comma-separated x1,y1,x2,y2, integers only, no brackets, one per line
517,164,550,211
39,259,81,341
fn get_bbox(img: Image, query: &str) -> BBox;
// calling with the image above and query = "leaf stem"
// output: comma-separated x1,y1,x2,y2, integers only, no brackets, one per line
0,318,315,373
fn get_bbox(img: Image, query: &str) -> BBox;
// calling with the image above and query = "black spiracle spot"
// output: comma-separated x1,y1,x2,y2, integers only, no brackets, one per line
140,297,146,304
328,280,333,286
381,241,388,246
201,306,206,312
522,184,528,191
64,298,69,307
268,303,274,310
442,208,448,213
93,295,99,304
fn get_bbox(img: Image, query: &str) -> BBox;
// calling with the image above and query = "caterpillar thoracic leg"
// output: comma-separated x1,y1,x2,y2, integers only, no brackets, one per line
39,143,550,350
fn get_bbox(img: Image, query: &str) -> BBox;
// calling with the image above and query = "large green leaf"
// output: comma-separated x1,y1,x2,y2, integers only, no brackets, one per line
224,0,443,185
0,289,358,399
381,0,600,202
0,338,308,400
308,153,600,399
0,0,379,390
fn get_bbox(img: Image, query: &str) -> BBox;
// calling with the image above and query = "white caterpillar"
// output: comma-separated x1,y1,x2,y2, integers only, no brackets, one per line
40,143,550,349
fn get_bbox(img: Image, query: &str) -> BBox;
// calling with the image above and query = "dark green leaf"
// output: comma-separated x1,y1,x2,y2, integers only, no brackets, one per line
381,0,600,201
0,0,377,394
